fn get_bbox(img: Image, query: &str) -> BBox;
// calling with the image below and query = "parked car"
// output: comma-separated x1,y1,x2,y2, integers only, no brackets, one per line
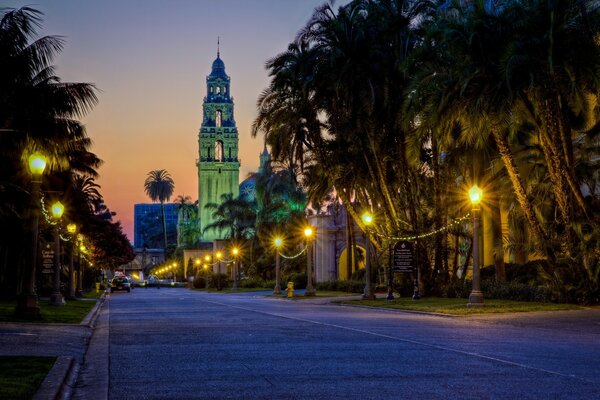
110,276,131,293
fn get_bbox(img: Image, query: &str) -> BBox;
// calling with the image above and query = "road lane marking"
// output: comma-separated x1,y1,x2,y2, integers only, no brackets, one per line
201,298,594,384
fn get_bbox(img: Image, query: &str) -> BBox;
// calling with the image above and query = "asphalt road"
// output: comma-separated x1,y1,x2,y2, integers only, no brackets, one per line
75,288,600,399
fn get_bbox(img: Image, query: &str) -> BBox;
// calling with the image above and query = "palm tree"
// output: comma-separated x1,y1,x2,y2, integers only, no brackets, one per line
144,170,175,255
203,194,257,241
0,7,100,301
174,194,199,247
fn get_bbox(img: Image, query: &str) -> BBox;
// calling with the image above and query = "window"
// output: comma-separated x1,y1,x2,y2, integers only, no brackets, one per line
228,147,232,159
215,86,221,94
207,146,211,159
216,110,222,128
223,86,227,94
215,140,224,161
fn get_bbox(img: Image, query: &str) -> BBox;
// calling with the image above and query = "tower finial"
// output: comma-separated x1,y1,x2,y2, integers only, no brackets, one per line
217,36,220,58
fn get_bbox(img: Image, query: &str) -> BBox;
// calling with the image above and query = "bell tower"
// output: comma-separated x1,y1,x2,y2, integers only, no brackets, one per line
197,44,240,241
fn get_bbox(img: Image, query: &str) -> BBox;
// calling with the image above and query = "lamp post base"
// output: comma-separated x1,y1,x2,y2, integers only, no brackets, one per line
467,290,484,307
362,290,376,300
16,294,41,319
305,286,316,297
49,292,65,306
273,284,281,295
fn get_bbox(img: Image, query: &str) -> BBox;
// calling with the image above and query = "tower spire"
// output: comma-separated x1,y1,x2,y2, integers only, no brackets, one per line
217,36,220,58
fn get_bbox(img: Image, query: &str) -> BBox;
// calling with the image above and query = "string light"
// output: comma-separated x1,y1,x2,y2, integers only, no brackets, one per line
279,246,307,260
377,213,471,242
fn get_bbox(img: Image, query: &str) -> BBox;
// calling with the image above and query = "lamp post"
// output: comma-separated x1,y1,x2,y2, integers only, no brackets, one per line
50,201,66,306
216,251,223,275
77,240,85,296
361,212,376,300
17,153,47,317
273,236,283,295
67,223,77,299
304,227,316,296
467,185,484,307
204,255,211,289
232,247,239,290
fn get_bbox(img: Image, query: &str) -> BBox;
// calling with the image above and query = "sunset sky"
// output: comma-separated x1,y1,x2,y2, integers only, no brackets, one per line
6,0,343,241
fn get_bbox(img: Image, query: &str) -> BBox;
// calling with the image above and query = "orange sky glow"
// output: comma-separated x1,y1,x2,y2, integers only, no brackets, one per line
7,0,347,240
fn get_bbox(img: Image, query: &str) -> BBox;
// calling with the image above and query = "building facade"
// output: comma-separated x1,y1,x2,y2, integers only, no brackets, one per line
197,49,240,241
133,203,178,249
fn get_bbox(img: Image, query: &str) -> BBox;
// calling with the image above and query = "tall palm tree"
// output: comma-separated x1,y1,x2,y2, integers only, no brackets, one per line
203,194,256,242
0,7,100,301
144,170,175,254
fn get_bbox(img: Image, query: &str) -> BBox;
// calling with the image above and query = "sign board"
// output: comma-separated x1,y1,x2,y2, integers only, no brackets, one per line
392,240,414,273
41,244,54,274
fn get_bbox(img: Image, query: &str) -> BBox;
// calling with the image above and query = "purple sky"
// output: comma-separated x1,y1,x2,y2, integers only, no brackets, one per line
6,0,345,240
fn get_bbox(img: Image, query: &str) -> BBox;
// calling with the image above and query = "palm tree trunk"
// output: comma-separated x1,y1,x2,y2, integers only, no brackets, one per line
492,128,556,266
160,202,168,255
490,192,505,282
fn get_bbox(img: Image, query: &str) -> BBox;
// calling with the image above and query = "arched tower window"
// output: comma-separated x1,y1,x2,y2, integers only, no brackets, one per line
215,140,224,161
216,110,222,128
215,86,221,94
228,147,232,159
223,86,227,94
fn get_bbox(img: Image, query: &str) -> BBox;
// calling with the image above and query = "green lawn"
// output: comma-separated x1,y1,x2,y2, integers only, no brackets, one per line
340,297,582,315
0,298,97,323
0,356,56,400
274,290,362,299
82,289,104,299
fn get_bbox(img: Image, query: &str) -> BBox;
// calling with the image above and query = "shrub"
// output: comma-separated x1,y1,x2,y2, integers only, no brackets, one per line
193,276,207,289
238,277,266,288
209,273,229,290
316,280,364,293
285,273,307,289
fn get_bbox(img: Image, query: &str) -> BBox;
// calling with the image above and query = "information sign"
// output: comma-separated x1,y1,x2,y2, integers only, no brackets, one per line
392,240,414,273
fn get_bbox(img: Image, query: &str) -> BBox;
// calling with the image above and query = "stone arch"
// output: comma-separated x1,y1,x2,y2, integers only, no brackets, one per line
337,245,365,281
215,140,224,161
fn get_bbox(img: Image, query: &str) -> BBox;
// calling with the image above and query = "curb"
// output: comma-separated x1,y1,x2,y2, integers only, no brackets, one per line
32,356,75,400
81,293,107,327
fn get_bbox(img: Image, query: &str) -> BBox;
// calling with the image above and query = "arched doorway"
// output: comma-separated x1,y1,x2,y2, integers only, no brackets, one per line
338,245,365,280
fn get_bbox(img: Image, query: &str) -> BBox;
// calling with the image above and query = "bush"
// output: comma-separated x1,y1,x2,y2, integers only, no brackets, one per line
316,280,364,293
238,277,267,288
193,276,207,289
285,273,307,290
210,273,229,290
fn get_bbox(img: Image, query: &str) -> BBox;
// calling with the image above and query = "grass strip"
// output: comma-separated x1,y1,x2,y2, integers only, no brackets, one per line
340,297,582,315
0,299,97,323
0,356,56,400
273,290,362,300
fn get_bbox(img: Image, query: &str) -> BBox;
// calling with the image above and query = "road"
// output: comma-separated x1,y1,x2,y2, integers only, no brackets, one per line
75,288,600,399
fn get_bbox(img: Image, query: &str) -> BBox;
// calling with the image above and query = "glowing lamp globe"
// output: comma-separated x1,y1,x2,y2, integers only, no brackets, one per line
28,153,47,176
216,251,223,260
361,212,373,226
232,248,239,256
304,227,313,238
51,201,65,219
469,185,483,206
274,237,283,248
67,223,77,234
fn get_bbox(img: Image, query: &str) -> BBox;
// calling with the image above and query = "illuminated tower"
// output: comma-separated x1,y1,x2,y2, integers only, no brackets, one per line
197,47,240,241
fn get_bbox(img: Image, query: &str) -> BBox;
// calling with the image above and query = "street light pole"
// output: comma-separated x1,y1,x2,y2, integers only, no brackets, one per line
67,224,77,299
16,153,47,318
273,237,282,295
50,201,65,306
468,185,484,307
232,247,239,291
361,212,376,300
304,227,316,296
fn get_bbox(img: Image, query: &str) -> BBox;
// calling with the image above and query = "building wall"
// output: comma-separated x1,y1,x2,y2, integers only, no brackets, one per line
133,203,178,249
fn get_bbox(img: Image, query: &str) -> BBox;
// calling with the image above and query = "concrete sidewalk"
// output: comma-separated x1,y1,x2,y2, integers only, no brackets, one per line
0,295,105,400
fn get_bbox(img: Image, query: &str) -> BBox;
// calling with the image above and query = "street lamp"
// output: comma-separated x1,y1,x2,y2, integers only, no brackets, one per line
361,212,376,300
467,185,484,307
67,223,77,299
273,236,283,295
203,264,209,289
50,201,65,306
304,226,316,296
77,239,85,296
17,153,47,317
232,247,239,290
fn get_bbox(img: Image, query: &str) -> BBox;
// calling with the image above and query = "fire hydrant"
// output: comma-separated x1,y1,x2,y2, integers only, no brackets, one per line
286,281,294,298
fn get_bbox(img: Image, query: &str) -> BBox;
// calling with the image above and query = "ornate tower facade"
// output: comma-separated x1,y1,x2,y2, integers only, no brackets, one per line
197,50,240,241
